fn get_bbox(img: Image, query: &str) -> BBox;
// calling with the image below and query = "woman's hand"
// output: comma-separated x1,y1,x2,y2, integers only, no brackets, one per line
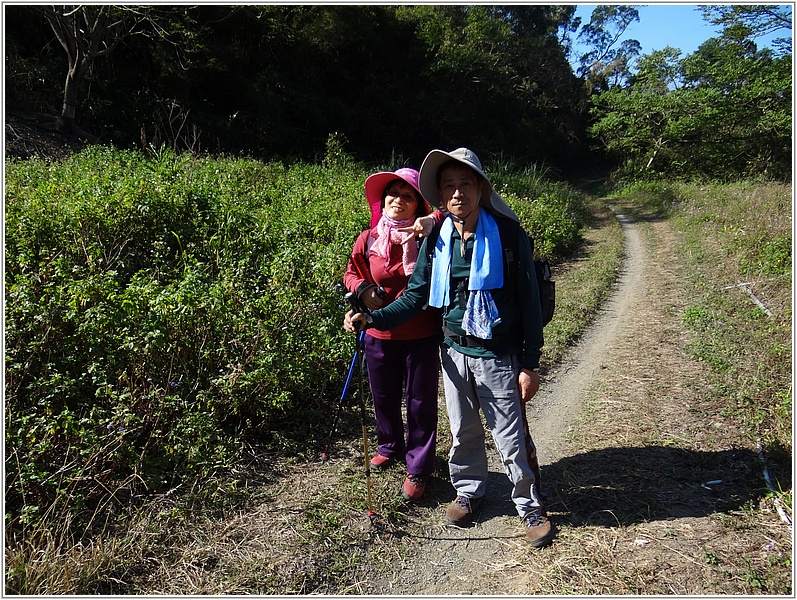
397,213,436,241
361,286,385,311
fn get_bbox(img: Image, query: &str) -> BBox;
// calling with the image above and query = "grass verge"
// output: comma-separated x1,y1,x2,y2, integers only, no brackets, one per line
540,199,625,366
613,180,791,459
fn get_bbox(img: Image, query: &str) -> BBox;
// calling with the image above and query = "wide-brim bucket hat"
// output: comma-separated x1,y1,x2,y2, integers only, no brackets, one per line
418,147,518,222
364,167,430,228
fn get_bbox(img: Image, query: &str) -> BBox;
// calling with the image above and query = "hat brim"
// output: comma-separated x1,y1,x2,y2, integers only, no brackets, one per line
418,149,518,222
364,172,429,229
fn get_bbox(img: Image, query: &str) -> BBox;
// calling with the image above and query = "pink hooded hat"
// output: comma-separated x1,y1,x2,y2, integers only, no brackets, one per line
364,167,430,229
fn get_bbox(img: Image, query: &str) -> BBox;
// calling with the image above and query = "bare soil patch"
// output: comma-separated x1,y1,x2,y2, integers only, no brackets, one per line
5,113,87,161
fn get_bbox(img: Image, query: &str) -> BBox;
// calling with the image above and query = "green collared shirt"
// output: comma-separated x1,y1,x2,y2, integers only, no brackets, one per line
371,217,543,370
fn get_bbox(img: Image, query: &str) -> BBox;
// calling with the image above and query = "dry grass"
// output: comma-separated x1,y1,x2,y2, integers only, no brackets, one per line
5,529,121,595
494,204,791,595
7,186,790,595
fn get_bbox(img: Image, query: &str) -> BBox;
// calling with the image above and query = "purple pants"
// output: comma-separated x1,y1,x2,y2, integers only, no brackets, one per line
363,334,440,476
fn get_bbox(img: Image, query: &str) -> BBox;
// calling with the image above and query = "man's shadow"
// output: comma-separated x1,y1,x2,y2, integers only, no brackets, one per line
433,446,785,526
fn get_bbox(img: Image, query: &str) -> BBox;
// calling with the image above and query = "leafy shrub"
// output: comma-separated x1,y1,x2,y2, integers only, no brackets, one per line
5,147,586,537
497,180,589,259
5,147,371,530
611,180,681,217
485,155,588,259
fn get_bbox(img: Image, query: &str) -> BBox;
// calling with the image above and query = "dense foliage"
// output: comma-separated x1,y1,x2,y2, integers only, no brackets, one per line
590,38,792,180
4,5,587,171
4,146,588,532
6,5,790,180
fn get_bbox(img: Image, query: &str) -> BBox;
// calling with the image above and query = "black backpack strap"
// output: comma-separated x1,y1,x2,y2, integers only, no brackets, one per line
424,220,443,259
495,215,522,292
495,216,554,326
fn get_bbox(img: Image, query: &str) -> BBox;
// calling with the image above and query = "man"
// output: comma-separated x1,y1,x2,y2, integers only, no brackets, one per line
347,147,552,547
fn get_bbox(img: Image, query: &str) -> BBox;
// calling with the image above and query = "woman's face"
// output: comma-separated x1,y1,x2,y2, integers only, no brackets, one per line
383,181,419,220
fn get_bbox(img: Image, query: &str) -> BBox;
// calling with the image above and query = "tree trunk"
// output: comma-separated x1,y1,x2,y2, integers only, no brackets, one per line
57,67,80,133
56,57,98,143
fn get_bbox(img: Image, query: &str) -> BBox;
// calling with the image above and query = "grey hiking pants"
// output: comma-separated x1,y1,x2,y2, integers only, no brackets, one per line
441,345,543,517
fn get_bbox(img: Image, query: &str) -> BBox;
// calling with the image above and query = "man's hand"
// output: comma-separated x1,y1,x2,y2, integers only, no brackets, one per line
343,309,368,333
397,213,435,241
518,368,540,404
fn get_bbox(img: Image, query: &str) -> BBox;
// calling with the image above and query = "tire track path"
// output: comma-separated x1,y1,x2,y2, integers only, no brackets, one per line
529,208,645,464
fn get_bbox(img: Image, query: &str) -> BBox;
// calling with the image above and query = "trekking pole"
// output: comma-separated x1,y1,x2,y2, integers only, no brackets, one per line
327,291,376,522
321,288,372,461
354,326,376,522
321,346,359,462
346,291,377,521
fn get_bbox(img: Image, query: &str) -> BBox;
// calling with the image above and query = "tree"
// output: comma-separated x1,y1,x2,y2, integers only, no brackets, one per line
700,4,792,55
35,5,200,141
6,5,591,169
36,5,134,139
577,5,641,92
632,47,685,92
394,5,585,166
588,32,792,180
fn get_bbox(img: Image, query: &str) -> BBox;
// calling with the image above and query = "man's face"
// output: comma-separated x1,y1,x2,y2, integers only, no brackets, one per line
438,164,482,221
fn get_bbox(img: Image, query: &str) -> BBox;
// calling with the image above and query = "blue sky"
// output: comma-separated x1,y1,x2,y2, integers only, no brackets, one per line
571,3,791,63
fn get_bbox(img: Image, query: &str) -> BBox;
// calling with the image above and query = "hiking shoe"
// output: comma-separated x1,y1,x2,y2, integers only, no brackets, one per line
446,495,483,526
370,454,394,470
401,474,427,501
521,513,554,548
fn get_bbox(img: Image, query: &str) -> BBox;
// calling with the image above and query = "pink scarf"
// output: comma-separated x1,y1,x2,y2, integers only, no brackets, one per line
370,212,418,275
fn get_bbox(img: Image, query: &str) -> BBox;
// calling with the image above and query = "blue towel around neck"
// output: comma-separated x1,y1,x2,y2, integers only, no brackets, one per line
429,209,504,338
470,208,503,290
429,216,453,308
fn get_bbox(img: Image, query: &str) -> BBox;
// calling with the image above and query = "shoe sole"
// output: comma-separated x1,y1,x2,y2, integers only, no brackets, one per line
446,515,473,526
527,524,555,548
401,490,424,501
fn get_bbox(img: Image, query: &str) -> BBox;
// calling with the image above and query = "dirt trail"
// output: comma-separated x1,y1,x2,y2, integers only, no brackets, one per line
357,209,647,595
528,208,644,464
141,205,788,595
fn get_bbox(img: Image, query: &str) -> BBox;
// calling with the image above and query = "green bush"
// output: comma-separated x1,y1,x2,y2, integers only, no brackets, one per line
486,156,589,259
500,182,589,259
5,146,586,535
5,147,371,529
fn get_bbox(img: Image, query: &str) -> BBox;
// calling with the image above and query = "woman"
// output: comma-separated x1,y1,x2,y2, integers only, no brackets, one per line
343,168,441,501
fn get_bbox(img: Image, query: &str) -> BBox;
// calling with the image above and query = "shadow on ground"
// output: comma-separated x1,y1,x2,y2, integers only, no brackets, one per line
407,446,776,530
540,445,777,527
